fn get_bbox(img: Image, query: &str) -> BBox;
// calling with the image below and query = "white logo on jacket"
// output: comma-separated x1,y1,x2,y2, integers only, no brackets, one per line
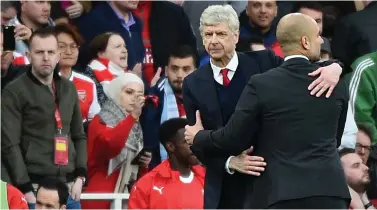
152,186,164,195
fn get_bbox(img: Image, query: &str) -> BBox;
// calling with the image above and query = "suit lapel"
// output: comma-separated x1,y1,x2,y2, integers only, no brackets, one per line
195,63,224,127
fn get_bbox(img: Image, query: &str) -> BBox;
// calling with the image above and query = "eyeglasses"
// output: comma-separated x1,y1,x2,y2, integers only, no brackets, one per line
58,43,79,53
355,143,371,152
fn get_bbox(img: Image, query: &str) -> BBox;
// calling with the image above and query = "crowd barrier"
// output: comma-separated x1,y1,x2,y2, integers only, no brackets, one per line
80,193,130,209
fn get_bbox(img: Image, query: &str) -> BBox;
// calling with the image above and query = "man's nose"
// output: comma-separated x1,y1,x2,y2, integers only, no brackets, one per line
43,52,49,60
210,34,219,43
260,5,267,13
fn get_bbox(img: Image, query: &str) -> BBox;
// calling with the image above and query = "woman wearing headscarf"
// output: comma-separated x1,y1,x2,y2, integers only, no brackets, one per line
81,72,151,209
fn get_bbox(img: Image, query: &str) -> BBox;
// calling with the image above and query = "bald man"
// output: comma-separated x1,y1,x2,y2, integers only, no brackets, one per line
185,13,351,208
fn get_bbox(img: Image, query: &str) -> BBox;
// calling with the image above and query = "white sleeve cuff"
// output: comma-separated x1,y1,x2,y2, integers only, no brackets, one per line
225,156,235,174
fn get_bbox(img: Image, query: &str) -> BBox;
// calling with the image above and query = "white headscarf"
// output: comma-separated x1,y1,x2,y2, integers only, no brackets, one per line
103,72,144,106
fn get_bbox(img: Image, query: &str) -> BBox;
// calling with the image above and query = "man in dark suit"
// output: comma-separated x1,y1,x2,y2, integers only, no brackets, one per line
185,13,351,209
183,5,346,209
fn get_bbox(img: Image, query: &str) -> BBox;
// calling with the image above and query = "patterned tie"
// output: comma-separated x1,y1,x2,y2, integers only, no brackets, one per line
221,68,231,87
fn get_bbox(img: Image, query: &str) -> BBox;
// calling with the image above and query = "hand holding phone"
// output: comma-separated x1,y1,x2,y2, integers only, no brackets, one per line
131,148,152,166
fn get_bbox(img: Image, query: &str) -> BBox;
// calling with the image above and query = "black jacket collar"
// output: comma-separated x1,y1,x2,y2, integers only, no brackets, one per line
26,64,61,85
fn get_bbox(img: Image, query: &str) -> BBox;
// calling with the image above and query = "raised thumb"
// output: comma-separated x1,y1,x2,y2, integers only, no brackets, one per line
247,146,254,155
195,110,202,124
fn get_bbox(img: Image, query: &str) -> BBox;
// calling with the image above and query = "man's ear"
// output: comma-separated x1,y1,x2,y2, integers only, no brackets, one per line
26,51,31,61
301,36,310,50
165,142,175,153
165,66,168,77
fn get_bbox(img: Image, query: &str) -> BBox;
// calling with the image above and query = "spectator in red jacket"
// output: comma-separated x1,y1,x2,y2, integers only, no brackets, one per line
81,72,152,209
0,181,28,209
128,118,205,209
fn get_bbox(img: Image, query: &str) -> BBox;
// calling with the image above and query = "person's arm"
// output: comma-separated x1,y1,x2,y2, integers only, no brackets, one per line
87,82,101,120
128,175,152,209
70,85,88,179
336,83,349,148
94,115,137,160
1,89,33,194
331,19,356,70
193,76,262,155
177,6,199,67
182,79,229,169
361,192,377,209
338,103,358,149
349,66,377,144
6,184,28,209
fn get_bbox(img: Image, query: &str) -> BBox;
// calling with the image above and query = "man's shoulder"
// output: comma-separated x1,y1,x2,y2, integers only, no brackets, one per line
71,71,96,85
3,72,29,93
154,1,185,14
351,52,377,70
185,65,209,83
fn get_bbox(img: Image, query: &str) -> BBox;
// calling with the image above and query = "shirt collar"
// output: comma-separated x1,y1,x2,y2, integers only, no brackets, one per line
107,2,136,27
210,51,239,76
284,55,309,61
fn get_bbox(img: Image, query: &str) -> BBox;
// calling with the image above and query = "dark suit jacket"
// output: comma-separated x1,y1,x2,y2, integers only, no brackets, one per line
194,57,351,208
183,50,283,209
148,1,199,70
331,1,377,70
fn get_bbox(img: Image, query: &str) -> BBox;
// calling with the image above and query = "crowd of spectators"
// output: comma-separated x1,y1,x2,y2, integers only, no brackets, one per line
1,0,376,209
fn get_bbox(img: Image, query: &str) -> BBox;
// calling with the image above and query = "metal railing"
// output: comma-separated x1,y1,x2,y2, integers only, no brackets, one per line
80,193,130,209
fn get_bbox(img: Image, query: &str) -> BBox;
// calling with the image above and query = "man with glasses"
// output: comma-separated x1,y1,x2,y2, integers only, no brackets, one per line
356,124,373,165
54,24,100,127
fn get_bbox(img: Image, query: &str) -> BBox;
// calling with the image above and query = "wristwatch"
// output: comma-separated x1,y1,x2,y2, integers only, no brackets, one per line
364,202,374,209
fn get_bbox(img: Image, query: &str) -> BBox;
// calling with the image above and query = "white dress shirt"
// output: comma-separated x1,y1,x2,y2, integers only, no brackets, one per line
210,52,239,85
284,54,309,61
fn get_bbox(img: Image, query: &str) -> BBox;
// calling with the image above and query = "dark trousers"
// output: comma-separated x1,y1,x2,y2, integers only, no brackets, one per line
268,196,349,209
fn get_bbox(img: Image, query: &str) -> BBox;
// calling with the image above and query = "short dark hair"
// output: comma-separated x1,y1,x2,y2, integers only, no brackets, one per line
1,1,16,12
28,27,57,49
54,23,85,46
36,178,69,206
159,118,188,146
88,32,121,61
294,2,323,13
168,45,197,67
339,148,356,158
357,123,373,141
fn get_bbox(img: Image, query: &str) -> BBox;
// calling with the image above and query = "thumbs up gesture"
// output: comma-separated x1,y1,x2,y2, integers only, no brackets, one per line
184,111,204,145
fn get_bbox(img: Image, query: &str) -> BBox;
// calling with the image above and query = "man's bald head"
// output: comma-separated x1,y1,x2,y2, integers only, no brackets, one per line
277,13,323,61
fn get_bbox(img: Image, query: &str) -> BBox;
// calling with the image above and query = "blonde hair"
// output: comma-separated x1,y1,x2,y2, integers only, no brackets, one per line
104,73,144,106
199,5,240,35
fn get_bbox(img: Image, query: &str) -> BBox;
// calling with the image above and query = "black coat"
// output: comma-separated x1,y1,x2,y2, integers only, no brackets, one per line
331,1,377,69
147,1,198,70
183,50,282,208
193,57,351,208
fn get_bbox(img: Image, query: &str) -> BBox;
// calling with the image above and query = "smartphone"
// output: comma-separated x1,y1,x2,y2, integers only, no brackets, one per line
131,148,152,165
2,25,16,51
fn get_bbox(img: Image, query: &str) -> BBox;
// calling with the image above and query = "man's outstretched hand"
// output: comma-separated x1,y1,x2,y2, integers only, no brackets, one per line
308,63,342,98
184,111,204,145
229,146,267,176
